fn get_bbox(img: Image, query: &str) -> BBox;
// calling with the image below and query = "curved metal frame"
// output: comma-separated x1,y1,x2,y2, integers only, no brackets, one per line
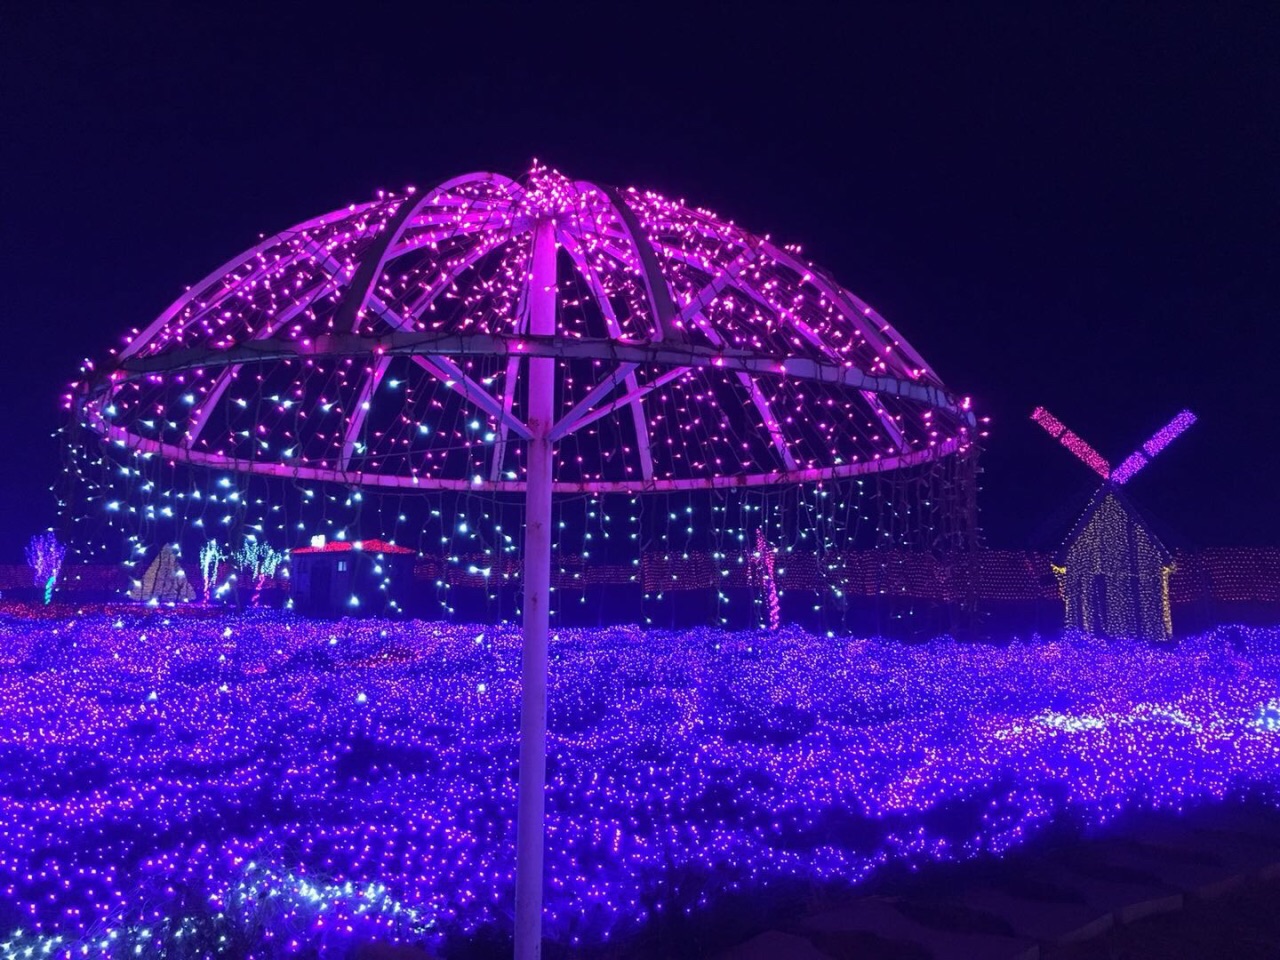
89,329,970,492
84,168,975,494
95,422,966,493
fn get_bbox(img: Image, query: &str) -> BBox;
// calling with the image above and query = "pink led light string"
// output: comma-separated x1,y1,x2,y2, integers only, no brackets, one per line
74,165,976,496
749,527,780,631
1032,406,1197,488
1031,407,1111,479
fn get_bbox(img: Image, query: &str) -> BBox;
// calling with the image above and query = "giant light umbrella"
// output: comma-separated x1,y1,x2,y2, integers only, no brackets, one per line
76,164,975,958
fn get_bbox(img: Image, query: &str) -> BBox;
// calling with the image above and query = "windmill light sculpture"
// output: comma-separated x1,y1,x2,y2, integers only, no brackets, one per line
1032,406,1196,641
73,165,975,958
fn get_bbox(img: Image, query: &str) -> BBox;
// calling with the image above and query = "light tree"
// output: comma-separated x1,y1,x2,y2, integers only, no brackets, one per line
25,531,66,605
233,540,287,606
199,539,227,602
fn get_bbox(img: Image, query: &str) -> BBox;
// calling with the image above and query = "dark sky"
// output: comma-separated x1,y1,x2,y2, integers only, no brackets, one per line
1,2,1276,559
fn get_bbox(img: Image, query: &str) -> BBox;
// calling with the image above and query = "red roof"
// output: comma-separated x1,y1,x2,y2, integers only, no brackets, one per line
291,538,415,556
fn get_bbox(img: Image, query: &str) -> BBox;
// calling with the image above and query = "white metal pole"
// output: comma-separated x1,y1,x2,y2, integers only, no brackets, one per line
515,218,556,960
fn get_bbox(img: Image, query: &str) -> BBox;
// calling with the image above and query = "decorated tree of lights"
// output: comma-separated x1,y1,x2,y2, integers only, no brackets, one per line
199,539,227,602
71,164,975,959
233,539,287,605
1031,407,1196,641
25,531,67,604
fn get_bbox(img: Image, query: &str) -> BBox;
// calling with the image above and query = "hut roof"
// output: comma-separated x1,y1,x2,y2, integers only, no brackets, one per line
291,538,415,556
1055,485,1173,567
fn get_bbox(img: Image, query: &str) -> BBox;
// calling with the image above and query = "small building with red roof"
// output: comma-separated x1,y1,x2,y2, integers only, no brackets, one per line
290,537,416,618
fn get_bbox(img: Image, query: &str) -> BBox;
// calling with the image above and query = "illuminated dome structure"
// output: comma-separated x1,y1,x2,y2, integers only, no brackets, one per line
78,166,974,491
73,164,976,960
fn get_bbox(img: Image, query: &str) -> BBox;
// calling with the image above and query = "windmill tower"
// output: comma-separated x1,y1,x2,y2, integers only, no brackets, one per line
1031,407,1196,641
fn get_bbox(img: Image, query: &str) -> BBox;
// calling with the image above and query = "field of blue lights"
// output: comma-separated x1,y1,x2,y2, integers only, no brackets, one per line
2,611,1280,958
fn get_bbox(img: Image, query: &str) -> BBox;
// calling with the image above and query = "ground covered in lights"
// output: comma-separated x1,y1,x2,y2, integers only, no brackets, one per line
1,611,1280,959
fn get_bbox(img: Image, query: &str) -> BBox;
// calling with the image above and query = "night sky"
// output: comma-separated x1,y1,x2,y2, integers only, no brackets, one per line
2,3,1276,560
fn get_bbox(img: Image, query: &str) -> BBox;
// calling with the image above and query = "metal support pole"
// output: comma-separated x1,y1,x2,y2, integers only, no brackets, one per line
515,218,556,960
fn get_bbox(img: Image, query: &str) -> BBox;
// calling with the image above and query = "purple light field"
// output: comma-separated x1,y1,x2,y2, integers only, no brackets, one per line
2,611,1279,958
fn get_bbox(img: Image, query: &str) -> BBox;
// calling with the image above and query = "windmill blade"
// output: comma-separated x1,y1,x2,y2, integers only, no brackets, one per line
1030,406,1111,479
1108,451,1148,485
1110,409,1197,485
1142,409,1197,457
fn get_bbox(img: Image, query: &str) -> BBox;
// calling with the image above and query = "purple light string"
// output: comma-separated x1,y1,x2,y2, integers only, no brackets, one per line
0,611,1278,956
